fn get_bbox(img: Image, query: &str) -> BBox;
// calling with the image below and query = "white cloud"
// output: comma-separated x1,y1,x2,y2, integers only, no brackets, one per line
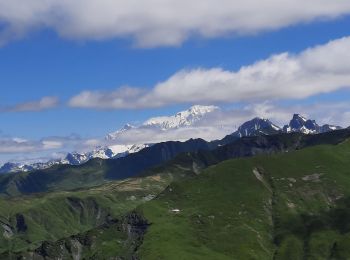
100,102,350,145
1,96,59,112
0,135,79,154
105,126,230,144
1,101,350,165
0,138,49,154
0,139,37,154
69,36,350,109
69,87,144,109
0,0,350,47
42,140,63,149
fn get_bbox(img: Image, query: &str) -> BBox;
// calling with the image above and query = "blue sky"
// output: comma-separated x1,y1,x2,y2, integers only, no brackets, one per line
1,17,350,138
0,1,350,163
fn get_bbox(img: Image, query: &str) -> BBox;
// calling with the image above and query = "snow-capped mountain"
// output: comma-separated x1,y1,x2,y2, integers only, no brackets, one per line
106,124,135,140
321,124,342,133
106,105,219,140
223,114,342,141
0,160,65,174
0,162,34,174
232,117,281,137
143,105,219,130
61,147,118,165
283,114,341,134
0,144,150,174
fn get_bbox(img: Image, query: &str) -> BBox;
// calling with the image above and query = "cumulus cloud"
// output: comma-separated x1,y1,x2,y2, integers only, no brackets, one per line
69,36,350,109
1,96,59,112
0,1,350,47
69,87,144,109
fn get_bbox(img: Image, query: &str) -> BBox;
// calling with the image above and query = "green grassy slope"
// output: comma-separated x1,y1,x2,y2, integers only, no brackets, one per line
0,170,180,255
138,139,350,259
2,130,350,259
0,160,109,197
5,211,150,259
0,141,211,257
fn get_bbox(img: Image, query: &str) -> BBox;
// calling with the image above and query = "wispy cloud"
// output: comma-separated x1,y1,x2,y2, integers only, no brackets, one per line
69,36,350,109
0,1,350,47
0,138,59,154
1,96,59,112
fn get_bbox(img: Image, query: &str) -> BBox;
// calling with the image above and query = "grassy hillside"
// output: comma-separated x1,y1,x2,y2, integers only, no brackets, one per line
3,211,149,259
0,164,196,256
2,131,350,259
138,139,350,259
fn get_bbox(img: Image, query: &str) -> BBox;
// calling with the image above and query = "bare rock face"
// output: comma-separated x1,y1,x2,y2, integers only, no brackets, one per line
232,117,281,137
15,214,27,233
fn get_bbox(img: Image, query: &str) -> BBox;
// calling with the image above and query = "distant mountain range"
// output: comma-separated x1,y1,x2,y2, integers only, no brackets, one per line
0,105,342,174
1,124,349,198
0,144,150,174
